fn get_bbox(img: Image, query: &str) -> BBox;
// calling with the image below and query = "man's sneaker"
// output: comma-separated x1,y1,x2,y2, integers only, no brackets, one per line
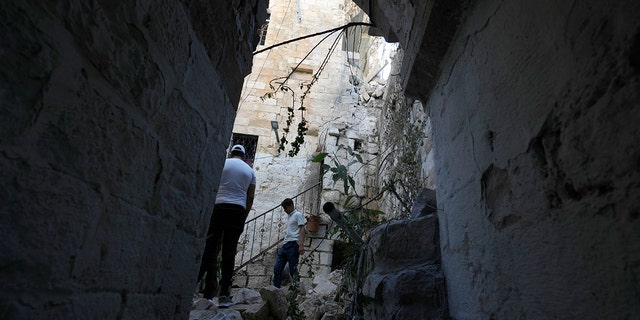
218,295,234,308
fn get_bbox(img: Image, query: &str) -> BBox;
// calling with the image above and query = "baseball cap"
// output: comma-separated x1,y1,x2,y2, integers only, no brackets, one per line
231,144,245,154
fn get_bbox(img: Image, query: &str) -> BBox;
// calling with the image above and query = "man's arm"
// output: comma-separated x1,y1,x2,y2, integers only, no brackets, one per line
298,224,305,254
245,183,255,214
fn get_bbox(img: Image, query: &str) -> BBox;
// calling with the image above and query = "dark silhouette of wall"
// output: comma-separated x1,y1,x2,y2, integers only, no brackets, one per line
357,0,640,318
0,1,267,318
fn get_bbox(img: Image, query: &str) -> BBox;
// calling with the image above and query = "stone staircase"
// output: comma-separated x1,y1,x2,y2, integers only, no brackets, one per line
193,188,449,319
233,182,337,289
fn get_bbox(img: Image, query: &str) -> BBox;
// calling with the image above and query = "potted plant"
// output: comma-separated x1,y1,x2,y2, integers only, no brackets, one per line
306,214,321,232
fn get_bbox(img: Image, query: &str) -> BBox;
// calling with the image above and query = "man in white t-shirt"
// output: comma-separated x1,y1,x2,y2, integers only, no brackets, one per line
198,145,256,307
273,198,306,288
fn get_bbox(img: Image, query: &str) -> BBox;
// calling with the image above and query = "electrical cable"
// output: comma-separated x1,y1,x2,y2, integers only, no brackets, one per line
252,22,374,55
238,0,294,111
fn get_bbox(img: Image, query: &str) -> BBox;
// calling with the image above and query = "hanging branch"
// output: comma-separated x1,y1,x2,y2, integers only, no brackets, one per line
259,23,370,156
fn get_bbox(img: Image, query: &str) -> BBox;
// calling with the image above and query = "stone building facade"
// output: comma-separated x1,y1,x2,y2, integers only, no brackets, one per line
230,0,409,288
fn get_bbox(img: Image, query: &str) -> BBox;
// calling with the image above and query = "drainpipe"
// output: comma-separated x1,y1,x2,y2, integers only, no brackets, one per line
322,202,364,244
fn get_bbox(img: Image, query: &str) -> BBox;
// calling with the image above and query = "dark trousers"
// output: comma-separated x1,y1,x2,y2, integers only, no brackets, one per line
198,203,247,298
273,241,300,288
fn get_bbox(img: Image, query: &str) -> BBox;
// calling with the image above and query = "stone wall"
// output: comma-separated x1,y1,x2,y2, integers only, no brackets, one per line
0,1,266,318
236,0,361,217
426,0,640,318
356,0,640,318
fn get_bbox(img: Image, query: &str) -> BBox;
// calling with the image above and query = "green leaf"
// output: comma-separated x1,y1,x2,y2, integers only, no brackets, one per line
355,153,363,163
344,195,357,208
364,209,385,216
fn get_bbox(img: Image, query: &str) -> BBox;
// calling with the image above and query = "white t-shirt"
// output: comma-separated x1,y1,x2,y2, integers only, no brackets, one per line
215,158,256,209
284,209,305,243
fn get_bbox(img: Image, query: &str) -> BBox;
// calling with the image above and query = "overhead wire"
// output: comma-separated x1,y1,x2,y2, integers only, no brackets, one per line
238,0,294,111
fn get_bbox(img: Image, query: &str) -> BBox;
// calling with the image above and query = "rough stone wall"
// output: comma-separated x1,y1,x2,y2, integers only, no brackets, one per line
352,0,640,318
0,1,265,318
362,215,445,319
426,0,640,318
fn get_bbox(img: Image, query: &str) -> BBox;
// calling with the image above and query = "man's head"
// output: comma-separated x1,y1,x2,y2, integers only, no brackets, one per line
230,144,245,158
281,198,294,213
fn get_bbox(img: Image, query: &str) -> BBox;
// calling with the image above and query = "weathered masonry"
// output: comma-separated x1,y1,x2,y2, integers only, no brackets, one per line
1,0,638,319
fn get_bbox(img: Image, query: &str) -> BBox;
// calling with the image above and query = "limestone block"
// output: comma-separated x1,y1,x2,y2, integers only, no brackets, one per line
299,295,326,320
210,309,243,320
309,238,333,252
189,310,218,320
362,264,445,320
192,298,215,311
366,215,439,270
312,265,332,278
320,301,345,320
364,83,375,95
360,91,371,102
367,142,379,155
410,188,437,218
318,252,333,266
298,263,313,278
259,286,288,320
231,288,263,305
307,223,328,235
321,190,342,204
327,127,340,137
246,275,272,289
239,301,270,320
312,278,338,297
233,275,249,289
246,263,269,275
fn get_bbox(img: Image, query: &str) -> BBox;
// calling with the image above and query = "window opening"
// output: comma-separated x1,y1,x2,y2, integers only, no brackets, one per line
353,139,362,152
231,133,259,168
258,13,271,46
342,12,365,52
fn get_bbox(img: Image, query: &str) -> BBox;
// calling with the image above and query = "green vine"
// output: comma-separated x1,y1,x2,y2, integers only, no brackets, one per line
260,23,346,157
312,144,384,244
382,120,426,218
286,274,306,320
299,253,316,279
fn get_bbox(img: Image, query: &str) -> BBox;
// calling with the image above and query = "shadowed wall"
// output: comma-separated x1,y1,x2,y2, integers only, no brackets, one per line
0,1,266,318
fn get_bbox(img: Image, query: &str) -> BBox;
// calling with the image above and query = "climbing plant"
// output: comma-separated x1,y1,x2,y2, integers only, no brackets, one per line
286,274,306,320
383,120,426,217
258,23,373,157
312,144,385,252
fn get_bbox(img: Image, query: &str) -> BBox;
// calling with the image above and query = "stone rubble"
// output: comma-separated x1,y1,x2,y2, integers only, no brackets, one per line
190,271,345,320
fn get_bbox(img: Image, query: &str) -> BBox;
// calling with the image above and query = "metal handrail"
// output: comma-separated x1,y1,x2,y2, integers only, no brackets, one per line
234,181,322,273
